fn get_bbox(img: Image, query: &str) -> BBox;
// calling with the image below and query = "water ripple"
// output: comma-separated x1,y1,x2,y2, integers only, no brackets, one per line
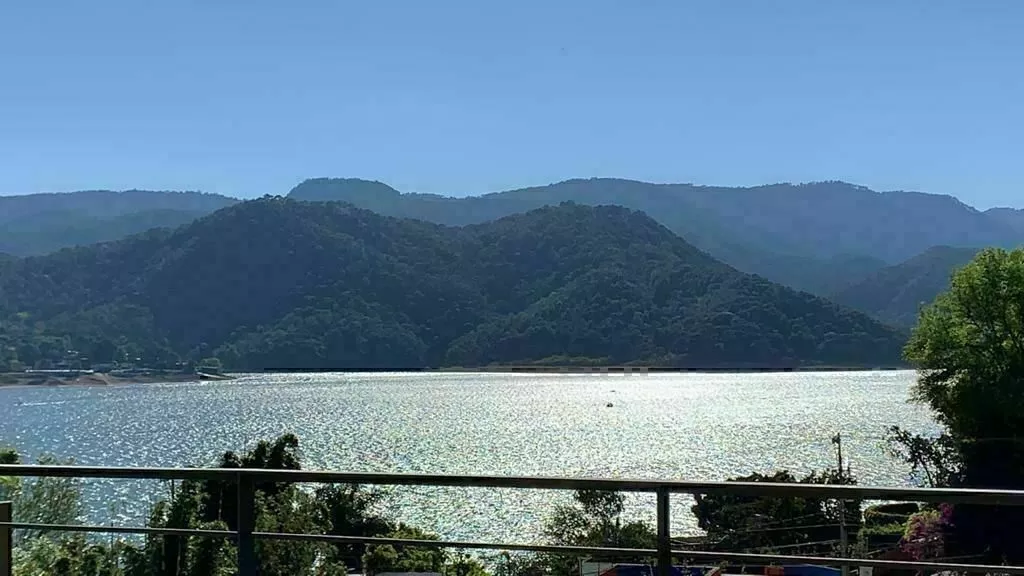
0,371,938,541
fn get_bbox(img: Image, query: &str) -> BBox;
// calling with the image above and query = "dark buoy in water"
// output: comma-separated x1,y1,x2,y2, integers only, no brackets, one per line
605,402,614,408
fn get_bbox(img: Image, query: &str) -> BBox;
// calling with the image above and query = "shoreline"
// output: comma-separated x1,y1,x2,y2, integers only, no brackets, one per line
2,365,909,386
259,364,908,374
0,371,221,387
431,364,907,374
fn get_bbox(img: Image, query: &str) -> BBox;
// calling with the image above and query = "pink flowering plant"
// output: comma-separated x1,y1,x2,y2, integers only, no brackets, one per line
900,503,953,560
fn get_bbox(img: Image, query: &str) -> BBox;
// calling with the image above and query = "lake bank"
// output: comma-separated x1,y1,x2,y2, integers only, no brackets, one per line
434,364,907,374
1,364,907,386
254,364,907,375
0,371,224,387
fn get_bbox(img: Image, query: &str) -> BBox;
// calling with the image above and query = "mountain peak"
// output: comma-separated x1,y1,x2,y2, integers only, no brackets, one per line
287,178,401,202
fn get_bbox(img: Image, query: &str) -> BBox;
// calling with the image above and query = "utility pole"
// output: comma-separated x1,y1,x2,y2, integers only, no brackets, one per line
832,433,849,576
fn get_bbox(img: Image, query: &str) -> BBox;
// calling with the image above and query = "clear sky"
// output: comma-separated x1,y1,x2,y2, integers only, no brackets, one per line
1,1,1022,208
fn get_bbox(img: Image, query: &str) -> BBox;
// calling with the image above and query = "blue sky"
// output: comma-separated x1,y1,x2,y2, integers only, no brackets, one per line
1,1,1022,208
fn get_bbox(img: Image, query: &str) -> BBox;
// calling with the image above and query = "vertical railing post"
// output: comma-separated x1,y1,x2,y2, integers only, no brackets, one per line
237,474,257,576
656,488,672,576
0,501,11,576
161,533,177,576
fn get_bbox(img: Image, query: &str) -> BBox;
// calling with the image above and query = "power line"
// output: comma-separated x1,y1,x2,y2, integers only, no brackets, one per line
727,523,844,535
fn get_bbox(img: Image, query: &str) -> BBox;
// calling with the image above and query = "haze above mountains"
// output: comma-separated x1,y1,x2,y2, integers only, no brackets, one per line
1,178,1020,361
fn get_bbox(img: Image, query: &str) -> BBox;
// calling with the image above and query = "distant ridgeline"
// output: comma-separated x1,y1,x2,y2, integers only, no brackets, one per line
287,178,1024,300
0,199,906,371
0,189,236,256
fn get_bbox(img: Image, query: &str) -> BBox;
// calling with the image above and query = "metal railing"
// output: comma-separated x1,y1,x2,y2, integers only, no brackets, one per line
3,465,1024,576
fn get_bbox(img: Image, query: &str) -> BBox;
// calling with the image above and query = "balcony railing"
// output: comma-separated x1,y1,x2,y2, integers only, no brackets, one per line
3,465,1024,576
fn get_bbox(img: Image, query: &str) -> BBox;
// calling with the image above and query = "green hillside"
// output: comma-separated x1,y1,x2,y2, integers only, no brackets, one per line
290,177,1023,294
0,199,906,370
832,246,980,327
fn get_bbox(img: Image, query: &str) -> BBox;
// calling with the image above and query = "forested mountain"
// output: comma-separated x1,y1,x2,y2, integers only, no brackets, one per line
6,179,1018,303
0,199,906,370
0,190,237,255
4,179,1018,299
678,182,1015,262
831,246,980,327
288,178,1023,294
289,178,883,294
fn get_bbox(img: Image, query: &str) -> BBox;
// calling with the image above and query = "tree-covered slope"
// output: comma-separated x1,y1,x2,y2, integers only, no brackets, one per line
7,178,1017,298
831,246,980,327
446,206,902,367
0,189,238,256
289,177,1023,295
0,199,907,370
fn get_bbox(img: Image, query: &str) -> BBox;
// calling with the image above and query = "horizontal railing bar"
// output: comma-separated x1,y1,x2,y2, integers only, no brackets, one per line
254,532,656,556
0,521,235,538
674,548,1024,575
3,465,1024,505
262,532,1024,574
4,520,1024,574
254,533,1024,573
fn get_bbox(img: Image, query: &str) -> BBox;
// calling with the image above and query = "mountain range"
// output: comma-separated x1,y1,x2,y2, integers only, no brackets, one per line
2,177,1019,333
286,178,1022,310
287,177,1022,261
0,200,906,370
0,190,236,256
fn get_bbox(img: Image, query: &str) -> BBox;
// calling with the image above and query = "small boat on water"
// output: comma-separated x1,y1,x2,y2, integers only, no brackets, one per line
197,372,234,381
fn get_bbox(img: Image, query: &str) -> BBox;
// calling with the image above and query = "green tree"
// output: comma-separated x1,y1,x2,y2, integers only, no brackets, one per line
0,447,19,498
253,490,326,576
361,525,447,575
443,553,490,576
544,490,655,550
13,535,129,576
883,426,960,489
3,436,404,575
691,468,860,554
136,433,338,576
539,490,655,576
490,553,549,576
126,434,408,575
2,447,130,576
0,451,82,546
314,483,394,570
901,247,1024,561
489,489,656,576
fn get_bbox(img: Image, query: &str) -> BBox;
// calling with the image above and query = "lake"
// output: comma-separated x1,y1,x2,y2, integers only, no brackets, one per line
0,370,939,543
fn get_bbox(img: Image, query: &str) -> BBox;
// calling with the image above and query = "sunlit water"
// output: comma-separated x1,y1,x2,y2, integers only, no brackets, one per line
0,371,938,542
